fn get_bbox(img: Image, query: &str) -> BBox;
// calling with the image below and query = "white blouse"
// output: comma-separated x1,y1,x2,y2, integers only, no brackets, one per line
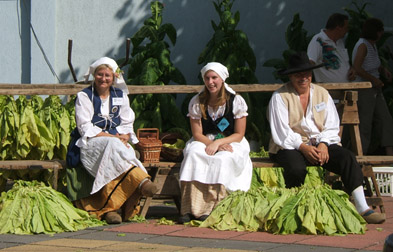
187,94,248,120
75,91,139,147
268,85,341,150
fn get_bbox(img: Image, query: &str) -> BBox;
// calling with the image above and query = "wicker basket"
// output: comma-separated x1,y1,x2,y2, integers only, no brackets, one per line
160,132,184,162
161,146,183,162
136,128,162,163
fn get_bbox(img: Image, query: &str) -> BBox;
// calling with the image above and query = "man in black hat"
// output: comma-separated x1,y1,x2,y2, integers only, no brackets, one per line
267,51,385,224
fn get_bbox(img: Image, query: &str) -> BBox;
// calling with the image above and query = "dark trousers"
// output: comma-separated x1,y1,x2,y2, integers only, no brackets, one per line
270,144,363,193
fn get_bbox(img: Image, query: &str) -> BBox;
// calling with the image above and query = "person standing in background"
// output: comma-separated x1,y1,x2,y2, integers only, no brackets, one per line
307,13,355,83
352,18,393,155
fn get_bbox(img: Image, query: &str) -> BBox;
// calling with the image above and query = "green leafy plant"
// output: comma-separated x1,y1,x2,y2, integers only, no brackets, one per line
122,1,189,134
196,0,270,147
263,13,313,82
0,94,75,191
126,1,185,85
198,0,257,84
0,180,104,234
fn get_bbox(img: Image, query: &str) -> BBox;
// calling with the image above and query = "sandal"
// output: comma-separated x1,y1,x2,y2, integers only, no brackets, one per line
361,209,386,224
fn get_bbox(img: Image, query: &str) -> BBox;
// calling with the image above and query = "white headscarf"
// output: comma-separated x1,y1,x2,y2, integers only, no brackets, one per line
200,62,235,94
83,57,129,94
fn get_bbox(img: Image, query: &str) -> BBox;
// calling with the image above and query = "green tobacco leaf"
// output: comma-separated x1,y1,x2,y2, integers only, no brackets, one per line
159,23,177,45
134,26,158,43
0,181,104,234
275,190,305,234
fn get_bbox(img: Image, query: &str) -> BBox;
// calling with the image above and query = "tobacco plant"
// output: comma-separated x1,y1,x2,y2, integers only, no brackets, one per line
198,0,257,84
263,13,312,83
196,0,269,147
123,1,189,136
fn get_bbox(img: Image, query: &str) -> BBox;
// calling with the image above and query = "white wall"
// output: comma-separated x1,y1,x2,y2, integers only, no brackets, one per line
1,0,23,83
1,0,393,85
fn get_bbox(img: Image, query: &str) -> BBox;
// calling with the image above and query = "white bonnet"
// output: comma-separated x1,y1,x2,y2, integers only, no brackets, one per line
201,62,229,82
84,57,129,94
200,62,235,94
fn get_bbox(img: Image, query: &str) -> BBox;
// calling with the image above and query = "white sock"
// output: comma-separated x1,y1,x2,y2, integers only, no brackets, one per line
138,178,149,189
351,186,370,213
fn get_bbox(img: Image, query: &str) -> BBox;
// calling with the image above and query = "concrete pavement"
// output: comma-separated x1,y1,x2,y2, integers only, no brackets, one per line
0,197,392,251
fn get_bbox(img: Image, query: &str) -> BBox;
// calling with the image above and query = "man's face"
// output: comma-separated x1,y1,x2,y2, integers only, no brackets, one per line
337,20,349,39
289,71,312,92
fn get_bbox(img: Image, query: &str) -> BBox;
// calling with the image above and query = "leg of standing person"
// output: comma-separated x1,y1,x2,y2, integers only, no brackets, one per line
358,89,377,155
374,90,393,155
270,149,308,188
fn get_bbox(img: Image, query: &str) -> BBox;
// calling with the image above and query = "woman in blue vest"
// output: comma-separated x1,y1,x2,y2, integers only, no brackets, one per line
178,62,253,223
71,57,158,224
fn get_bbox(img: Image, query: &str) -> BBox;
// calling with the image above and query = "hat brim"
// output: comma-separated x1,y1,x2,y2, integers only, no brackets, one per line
278,63,324,75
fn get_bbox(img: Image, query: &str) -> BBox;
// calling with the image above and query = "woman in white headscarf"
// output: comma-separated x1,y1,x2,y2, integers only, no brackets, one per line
178,62,253,223
67,57,158,224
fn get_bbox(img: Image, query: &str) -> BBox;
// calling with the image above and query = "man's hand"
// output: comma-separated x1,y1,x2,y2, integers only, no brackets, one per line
299,144,320,165
348,68,356,81
316,143,329,165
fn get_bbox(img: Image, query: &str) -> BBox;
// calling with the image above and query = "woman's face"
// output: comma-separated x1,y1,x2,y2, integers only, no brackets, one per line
94,67,114,91
376,29,384,41
203,70,223,96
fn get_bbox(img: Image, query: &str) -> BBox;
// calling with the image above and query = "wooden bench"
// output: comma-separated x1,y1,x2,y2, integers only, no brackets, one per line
1,82,391,216
0,160,67,190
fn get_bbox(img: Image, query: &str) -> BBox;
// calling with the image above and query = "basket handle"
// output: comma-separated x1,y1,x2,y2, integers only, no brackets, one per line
137,128,159,139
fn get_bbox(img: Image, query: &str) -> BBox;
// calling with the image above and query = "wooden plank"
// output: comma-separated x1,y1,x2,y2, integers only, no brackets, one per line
143,161,181,168
0,160,66,169
0,82,372,95
356,156,393,165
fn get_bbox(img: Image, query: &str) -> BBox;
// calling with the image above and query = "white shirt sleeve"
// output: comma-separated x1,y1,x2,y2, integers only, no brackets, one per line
232,95,248,119
268,92,304,150
316,95,341,145
116,93,139,144
75,92,139,146
307,34,322,65
187,95,202,119
268,89,341,150
75,92,103,147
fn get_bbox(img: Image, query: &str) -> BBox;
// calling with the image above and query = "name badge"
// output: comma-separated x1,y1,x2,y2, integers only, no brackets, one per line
314,102,326,112
112,97,123,106
217,118,230,132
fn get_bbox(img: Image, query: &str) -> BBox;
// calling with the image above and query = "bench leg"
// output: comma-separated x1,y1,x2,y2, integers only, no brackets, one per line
52,168,58,190
139,197,153,218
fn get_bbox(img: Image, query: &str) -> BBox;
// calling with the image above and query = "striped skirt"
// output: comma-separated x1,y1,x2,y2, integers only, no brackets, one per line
74,166,149,221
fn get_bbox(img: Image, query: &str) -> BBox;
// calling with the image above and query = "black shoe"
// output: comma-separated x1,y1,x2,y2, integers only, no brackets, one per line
198,215,209,221
178,213,194,224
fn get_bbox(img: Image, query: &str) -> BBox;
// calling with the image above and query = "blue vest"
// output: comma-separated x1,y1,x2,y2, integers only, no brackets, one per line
66,85,124,167
82,85,123,135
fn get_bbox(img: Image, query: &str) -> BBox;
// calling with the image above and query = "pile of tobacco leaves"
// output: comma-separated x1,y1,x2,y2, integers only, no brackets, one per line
0,180,104,234
199,167,366,235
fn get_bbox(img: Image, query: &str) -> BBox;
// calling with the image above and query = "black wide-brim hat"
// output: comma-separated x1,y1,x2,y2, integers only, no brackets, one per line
278,51,324,75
